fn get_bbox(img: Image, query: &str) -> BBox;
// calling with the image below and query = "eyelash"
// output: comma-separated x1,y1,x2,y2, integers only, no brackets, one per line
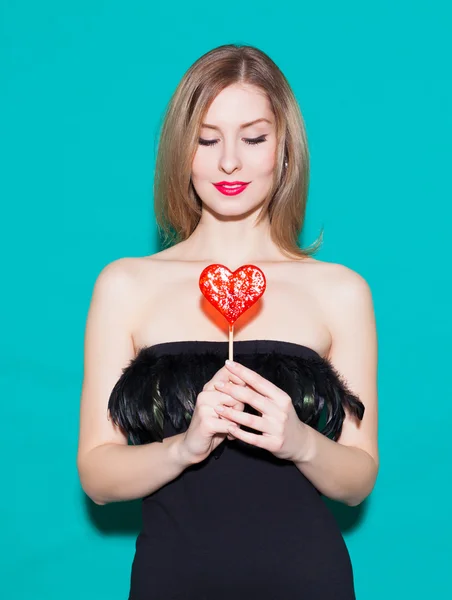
198,135,268,147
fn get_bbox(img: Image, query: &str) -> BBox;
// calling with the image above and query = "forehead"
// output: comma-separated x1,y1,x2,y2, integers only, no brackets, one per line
202,83,273,127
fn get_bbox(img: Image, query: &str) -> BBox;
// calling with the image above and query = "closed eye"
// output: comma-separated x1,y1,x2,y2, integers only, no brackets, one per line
198,135,268,147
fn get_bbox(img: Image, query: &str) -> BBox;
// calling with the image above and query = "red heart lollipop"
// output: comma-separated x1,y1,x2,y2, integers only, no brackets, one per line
199,264,266,325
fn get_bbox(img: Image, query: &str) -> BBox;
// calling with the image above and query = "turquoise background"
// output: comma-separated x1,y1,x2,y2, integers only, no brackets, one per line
1,1,451,598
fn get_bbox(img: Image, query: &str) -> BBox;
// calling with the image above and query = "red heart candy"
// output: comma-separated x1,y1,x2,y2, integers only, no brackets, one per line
199,264,266,325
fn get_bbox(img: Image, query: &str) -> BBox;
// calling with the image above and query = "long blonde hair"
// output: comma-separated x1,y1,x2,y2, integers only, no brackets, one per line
154,44,323,259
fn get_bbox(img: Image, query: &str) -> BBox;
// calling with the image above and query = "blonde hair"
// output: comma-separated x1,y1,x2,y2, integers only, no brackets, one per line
154,44,323,259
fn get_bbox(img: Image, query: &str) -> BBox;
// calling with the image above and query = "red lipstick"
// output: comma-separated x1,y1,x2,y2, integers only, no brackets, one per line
213,181,250,196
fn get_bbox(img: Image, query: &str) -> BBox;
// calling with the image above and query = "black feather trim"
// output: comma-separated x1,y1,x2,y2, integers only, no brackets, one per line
107,344,365,450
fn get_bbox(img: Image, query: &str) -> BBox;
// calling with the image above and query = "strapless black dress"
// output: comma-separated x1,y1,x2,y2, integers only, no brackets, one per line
108,339,365,599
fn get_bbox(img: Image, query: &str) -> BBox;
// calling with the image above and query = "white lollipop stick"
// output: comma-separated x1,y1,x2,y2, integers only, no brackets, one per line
229,324,234,362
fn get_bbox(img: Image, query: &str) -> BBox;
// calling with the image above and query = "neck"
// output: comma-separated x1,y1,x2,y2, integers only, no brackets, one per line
181,206,286,267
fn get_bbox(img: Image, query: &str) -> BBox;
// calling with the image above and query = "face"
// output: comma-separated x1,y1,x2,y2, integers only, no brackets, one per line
191,83,277,217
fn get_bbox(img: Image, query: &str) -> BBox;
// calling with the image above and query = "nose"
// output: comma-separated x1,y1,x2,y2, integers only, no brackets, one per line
218,140,242,174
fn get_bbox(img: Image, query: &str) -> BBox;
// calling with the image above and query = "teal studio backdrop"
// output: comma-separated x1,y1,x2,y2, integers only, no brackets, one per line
1,1,451,598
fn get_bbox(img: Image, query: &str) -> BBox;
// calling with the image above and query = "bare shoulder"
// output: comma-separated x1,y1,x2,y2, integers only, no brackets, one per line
97,246,192,292
95,251,186,312
91,256,160,330
98,255,153,279
295,258,374,344
97,254,163,290
321,260,375,324
300,257,372,300
321,260,374,315
93,257,140,305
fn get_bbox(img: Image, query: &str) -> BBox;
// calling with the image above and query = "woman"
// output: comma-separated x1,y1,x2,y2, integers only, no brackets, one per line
77,44,379,599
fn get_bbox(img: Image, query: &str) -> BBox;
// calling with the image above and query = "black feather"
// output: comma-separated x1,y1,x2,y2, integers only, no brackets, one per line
107,344,365,451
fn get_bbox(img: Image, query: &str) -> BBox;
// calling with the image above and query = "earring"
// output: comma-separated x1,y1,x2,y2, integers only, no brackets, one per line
284,157,288,168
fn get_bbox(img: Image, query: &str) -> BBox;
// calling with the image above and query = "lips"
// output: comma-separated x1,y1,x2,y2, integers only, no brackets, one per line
213,181,250,196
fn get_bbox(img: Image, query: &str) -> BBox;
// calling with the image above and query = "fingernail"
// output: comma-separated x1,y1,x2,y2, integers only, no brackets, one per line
215,381,225,388
225,359,235,366
215,405,224,412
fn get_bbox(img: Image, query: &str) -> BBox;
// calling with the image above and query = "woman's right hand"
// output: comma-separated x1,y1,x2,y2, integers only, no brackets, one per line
179,364,247,465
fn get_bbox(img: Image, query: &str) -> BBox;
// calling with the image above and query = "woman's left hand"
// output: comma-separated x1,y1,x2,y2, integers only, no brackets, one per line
213,360,311,462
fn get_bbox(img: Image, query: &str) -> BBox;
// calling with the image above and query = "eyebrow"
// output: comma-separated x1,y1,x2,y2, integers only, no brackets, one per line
201,118,272,131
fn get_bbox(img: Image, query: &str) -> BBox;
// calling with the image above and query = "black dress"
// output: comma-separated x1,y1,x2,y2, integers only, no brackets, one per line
108,339,365,600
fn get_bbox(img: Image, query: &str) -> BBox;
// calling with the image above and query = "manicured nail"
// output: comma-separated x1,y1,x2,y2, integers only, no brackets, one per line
215,381,225,388
225,359,235,366
215,405,224,412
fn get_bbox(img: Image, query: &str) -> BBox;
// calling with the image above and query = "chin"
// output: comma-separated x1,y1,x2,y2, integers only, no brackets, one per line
204,198,265,219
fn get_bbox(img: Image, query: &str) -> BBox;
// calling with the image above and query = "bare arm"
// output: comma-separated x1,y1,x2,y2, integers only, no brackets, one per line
79,436,192,505
293,425,378,507
293,267,379,506
76,259,192,506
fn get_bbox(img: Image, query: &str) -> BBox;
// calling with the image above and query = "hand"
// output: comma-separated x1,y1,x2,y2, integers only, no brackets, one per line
213,360,311,462
179,364,247,465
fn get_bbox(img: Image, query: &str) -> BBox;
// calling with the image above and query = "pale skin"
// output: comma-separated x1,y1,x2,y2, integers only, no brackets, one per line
77,82,379,507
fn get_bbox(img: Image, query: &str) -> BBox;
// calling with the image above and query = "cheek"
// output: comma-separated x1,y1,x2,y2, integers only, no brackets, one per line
260,152,276,174
192,148,211,182
251,139,277,169
252,146,276,176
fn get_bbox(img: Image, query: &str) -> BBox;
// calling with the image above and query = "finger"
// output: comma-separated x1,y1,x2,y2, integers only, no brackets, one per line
217,366,247,386
222,372,247,386
211,392,242,408
203,367,246,392
214,380,278,417
199,389,245,416
214,404,271,434
226,424,269,449
224,361,287,405
219,395,246,413
208,416,236,435
219,415,240,439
